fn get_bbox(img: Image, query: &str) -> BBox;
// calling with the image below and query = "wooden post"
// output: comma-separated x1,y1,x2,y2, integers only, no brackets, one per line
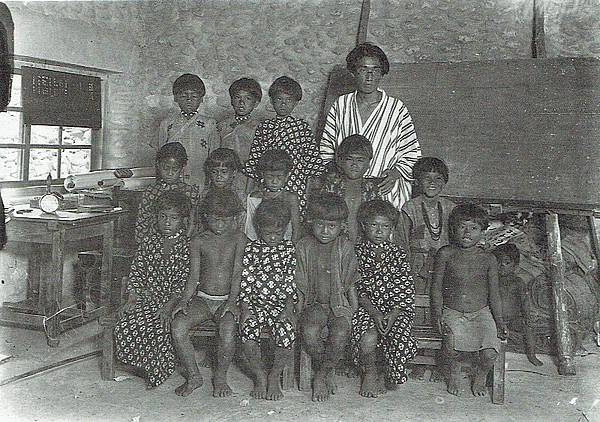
587,215,600,276
356,0,371,46
545,213,576,375
532,0,546,58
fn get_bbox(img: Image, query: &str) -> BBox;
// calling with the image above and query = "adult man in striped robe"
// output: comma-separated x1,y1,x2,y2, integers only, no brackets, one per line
320,43,421,209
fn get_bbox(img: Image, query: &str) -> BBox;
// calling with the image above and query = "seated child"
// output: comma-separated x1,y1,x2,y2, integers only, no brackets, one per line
114,191,192,388
202,147,244,201
244,76,323,213
493,243,542,366
170,188,247,398
245,149,301,242
431,203,508,397
239,199,298,401
135,142,200,246
218,78,262,164
159,73,218,189
352,200,417,397
310,134,383,243
296,192,359,402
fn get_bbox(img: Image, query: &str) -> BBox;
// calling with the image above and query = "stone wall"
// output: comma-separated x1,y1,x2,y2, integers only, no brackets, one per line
545,0,600,57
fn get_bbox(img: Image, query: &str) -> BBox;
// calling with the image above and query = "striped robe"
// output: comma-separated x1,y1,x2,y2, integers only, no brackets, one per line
320,89,421,209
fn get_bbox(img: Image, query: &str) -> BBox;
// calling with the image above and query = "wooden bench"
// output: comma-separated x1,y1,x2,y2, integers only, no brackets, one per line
100,278,295,390
298,294,506,404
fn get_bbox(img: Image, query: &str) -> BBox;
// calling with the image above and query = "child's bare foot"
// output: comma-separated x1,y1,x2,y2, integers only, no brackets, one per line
212,375,233,397
376,373,386,394
326,371,337,395
408,366,426,381
527,353,543,366
175,375,203,397
146,383,157,391
266,372,284,401
312,372,330,402
429,369,444,383
471,367,488,397
250,371,267,399
447,363,460,396
359,370,380,398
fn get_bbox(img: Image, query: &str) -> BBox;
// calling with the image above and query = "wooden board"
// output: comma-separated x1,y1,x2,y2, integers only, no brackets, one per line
317,58,600,209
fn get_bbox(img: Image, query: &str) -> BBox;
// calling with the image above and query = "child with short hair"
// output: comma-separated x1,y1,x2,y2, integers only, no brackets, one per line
493,243,542,366
352,200,417,397
170,188,247,397
244,76,323,213
296,192,359,402
135,142,200,246
159,73,218,188
245,149,301,242
114,191,192,388
402,157,455,294
202,147,243,200
432,204,508,397
311,134,383,243
239,199,298,401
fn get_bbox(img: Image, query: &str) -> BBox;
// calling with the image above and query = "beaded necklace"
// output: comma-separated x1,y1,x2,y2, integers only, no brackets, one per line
421,201,443,241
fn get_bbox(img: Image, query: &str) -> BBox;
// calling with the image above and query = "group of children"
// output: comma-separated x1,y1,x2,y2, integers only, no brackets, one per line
114,72,541,403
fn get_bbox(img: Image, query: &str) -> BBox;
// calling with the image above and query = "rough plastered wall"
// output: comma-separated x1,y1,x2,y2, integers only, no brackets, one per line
1,1,146,303
544,0,600,58
367,0,534,62
136,0,362,152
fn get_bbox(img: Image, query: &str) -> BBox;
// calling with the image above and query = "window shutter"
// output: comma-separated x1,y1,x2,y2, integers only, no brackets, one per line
22,66,102,129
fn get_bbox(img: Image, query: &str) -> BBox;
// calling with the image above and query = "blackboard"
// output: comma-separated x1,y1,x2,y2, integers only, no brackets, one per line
317,58,600,210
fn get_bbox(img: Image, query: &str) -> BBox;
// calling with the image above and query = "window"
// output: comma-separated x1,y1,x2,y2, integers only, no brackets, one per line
0,60,104,183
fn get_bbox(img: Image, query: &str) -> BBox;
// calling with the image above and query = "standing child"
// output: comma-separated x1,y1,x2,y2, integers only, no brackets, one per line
135,142,200,246
170,189,247,397
202,147,243,202
311,134,383,243
244,76,322,213
352,200,417,397
431,204,508,397
114,191,191,388
159,73,218,188
245,149,301,242
239,199,298,401
493,243,542,366
296,192,359,402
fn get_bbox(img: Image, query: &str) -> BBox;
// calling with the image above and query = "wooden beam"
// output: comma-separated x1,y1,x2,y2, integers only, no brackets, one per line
357,0,371,46
532,0,546,58
545,213,576,375
588,216,600,278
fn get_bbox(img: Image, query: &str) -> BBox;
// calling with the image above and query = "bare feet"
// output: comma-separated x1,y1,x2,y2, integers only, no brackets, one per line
376,373,386,395
360,369,380,398
326,371,337,395
409,366,426,381
212,375,233,397
527,353,543,366
175,375,204,397
266,372,284,401
250,371,267,399
312,372,330,402
472,367,489,397
447,362,460,396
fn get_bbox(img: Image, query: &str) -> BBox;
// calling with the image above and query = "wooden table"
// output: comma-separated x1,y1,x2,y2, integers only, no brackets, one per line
1,205,126,346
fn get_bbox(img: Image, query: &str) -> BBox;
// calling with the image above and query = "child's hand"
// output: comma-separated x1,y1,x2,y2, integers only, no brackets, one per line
157,305,173,331
382,308,402,336
278,307,297,328
372,312,386,334
497,322,509,340
220,300,240,319
378,169,401,195
118,292,138,317
171,300,189,318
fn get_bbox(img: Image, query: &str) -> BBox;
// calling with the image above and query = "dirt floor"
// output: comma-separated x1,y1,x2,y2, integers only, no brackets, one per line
0,322,598,422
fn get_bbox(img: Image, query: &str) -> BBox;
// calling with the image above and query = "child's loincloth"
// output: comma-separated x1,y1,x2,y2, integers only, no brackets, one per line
442,306,500,353
197,290,229,317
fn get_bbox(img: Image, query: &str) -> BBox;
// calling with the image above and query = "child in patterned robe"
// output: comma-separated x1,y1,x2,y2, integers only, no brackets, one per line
114,191,192,388
244,76,323,214
239,199,298,401
352,200,417,397
135,142,200,246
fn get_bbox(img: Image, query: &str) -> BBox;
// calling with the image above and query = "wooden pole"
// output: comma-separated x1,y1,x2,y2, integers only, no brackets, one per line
532,0,546,58
545,213,576,375
357,0,371,46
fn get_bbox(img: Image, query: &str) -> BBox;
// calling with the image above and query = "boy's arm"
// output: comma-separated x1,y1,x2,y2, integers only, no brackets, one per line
487,254,507,338
220,234,247,317
288,193,302,243
172,236,201,316
347,285,359,312
431,246,449,332
358,293,385,333
243,125,264,180
399,210,413,255
158,118,169,147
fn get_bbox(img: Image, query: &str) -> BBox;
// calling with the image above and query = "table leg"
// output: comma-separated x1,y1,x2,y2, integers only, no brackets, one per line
100,221,115,312
45,227,65,347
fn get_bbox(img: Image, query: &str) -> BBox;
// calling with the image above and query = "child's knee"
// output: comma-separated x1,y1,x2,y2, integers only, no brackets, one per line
359,329,378,353
329,318,350,341
302,323,322,345
171,316,190,340
218,317,237,341
480,348,497,365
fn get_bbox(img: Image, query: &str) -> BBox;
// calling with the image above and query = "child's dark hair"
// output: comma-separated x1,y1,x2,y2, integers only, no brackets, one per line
337,134,373,160
253,198,291,231
346,42,390,76
229,77,262,102
155,190,191,217
306,192,349,222
493,243,520,265
413,157,449,183
172,73,206,97
156,142,188,167
201,188,243,218
268,76,302,102
204,148,242,175
448,203,489,233
357,199,399,227
256,149,292,177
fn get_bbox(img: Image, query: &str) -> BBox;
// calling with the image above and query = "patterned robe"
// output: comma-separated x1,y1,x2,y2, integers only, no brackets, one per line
238,239,297,348
134,180,201,246
244,115,323,213
114,231,190,386
351,241,417,384
320,89,421,209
